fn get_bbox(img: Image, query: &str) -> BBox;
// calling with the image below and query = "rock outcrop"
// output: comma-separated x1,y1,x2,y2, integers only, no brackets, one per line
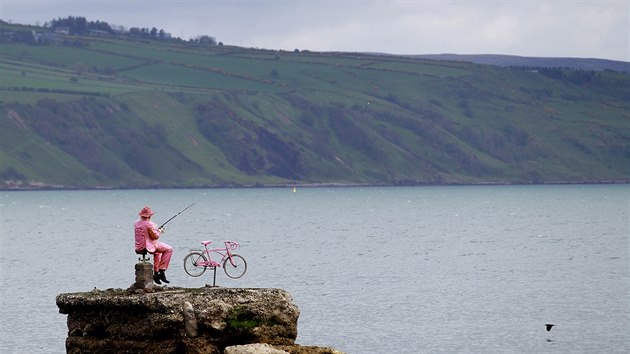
56,287,341,354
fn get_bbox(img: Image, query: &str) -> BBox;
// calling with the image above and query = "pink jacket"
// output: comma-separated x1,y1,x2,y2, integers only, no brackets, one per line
134,219,160,253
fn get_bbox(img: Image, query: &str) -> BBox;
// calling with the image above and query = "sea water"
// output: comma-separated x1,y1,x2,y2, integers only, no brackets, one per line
0,185,628,353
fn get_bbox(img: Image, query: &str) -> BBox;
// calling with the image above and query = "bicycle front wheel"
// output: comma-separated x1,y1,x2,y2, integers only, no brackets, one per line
183,252,208,277
223,254,247,279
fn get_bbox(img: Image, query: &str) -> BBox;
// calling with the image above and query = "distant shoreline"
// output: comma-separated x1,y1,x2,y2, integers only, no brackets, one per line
1,180,627,191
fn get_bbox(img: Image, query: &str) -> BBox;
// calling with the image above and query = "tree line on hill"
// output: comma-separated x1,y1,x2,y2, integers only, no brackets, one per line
1,16,220,45
49,16,174,40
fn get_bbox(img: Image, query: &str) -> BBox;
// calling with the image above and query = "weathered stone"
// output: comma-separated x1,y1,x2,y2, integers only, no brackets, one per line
225,343,289,354
132,262,154,290
183,300,199,337
275,346,345,354
56,287,301,353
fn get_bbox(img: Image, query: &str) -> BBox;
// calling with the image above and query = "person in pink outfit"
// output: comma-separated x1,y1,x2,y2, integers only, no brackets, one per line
134,206,173,284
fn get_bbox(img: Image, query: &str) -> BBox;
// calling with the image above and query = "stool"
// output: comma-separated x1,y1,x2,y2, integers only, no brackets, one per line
136,248,150,262
131,249,155,290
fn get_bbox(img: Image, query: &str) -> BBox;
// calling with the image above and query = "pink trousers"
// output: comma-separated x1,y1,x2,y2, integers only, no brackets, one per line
152,241,173,273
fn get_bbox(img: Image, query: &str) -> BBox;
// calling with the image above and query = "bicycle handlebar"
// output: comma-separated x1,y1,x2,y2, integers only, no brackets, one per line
224,241,239,250
201,240,239,250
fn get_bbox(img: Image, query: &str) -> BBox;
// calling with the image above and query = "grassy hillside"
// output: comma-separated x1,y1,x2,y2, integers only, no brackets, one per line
414,54,630,72
1,24,629,189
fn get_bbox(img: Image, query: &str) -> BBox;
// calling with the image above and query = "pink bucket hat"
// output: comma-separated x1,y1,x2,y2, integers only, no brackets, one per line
139,206,154,217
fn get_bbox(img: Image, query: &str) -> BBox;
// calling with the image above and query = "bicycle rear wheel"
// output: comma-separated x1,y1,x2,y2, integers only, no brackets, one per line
183,252,208,277
223,254,247,279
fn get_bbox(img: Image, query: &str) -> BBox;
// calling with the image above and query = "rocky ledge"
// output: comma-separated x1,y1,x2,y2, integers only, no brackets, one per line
56,287,342,354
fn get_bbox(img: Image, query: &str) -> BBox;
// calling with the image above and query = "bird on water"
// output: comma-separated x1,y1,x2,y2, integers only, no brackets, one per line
546,324,555,332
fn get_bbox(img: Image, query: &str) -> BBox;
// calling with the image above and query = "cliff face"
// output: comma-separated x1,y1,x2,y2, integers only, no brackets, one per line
56,287,340,354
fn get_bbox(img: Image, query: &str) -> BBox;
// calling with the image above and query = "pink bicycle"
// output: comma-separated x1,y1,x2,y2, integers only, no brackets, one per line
183,240,247,279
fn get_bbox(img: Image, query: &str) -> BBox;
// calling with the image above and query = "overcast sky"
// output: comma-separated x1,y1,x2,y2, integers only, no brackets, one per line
1,0,628,61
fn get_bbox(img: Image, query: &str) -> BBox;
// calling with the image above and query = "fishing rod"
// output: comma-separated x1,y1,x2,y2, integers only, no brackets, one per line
159,203,195,229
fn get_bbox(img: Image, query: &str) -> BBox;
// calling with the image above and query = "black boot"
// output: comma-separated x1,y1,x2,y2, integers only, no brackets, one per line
153,272,162,285
159,270,170,284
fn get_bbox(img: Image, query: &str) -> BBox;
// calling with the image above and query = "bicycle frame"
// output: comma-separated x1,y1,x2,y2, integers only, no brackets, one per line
196,240,239,268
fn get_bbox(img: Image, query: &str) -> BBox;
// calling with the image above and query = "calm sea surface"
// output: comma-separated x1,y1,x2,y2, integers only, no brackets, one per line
0,185,628,353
